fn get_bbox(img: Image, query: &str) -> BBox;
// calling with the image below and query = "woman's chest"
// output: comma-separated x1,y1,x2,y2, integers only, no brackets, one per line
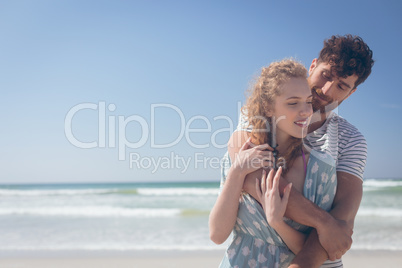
283,155,308,193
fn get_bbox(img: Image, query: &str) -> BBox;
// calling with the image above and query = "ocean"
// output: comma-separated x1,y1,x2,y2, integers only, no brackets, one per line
0,179,401,252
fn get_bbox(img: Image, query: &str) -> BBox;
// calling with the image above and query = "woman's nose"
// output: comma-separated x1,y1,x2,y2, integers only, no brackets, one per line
300,103,313,116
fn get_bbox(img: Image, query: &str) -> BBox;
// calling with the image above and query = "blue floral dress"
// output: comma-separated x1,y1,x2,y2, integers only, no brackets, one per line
219,150,337,268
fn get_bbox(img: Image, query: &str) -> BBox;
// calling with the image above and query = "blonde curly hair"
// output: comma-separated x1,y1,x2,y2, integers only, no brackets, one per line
243,59,308,172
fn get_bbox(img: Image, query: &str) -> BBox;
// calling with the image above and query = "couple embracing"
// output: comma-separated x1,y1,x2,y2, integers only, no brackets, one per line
209,34,374,268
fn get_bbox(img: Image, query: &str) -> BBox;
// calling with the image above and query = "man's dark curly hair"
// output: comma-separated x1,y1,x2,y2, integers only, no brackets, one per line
318,34,374,89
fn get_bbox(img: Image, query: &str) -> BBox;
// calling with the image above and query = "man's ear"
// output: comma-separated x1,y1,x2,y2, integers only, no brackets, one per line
309,58,318,76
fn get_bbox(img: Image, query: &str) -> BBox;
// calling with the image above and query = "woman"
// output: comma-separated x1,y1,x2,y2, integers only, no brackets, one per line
209,59,337,267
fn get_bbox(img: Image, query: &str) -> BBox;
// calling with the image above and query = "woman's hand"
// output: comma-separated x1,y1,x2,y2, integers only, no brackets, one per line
256,167,292,228
232,137,274,177
256,167,307,254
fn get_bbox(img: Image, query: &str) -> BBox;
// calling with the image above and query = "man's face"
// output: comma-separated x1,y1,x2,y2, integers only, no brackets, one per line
307,59,358,113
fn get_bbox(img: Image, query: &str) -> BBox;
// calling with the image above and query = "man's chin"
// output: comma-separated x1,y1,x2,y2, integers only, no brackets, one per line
313,101,337,114
312,101,337,114
312,102,327,113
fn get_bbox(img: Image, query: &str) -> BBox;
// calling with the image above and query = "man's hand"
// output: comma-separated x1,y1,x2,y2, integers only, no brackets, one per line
289,172,363,267
316,217,353,260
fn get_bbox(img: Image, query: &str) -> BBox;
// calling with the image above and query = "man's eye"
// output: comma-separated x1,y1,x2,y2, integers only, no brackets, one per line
322,72,331,79
288,103,297,106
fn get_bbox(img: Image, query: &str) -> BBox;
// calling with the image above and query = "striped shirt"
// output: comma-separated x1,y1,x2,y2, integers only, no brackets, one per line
236,111,367,181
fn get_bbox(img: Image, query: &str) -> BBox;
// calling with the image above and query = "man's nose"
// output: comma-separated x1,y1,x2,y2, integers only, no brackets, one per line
321,81,335,96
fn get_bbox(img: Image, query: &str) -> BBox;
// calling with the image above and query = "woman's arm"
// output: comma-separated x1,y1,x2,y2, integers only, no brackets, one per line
209,165,247,244
209,138,271,244
270,217,307,255
256,168,307,254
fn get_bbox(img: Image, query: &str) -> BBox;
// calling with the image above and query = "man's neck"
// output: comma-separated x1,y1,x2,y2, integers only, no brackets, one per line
308,111,331,133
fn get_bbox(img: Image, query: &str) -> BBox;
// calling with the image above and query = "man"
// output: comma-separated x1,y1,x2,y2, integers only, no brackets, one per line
225,34,374,267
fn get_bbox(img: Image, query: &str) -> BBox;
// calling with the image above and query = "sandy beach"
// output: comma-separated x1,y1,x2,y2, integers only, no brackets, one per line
0,249,401,268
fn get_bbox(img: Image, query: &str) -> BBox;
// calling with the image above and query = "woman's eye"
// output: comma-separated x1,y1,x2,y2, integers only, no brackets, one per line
288,103,297,106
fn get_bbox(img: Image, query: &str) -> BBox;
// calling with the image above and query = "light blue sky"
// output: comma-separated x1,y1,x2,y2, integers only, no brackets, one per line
1,0,401,184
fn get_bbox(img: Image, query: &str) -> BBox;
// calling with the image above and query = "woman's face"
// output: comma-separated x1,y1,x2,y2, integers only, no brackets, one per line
273,77,313,139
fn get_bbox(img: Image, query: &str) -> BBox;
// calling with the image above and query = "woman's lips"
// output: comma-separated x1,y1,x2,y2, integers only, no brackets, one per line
294,120,308,128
